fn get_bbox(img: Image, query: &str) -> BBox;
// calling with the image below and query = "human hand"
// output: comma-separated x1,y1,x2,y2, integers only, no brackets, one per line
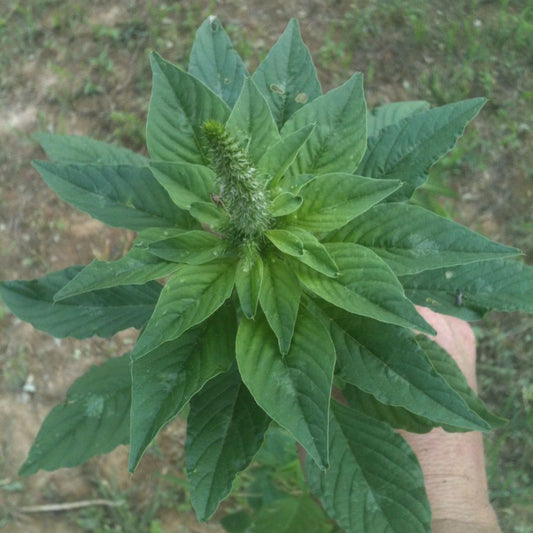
401,307,501,533
297,307,501,531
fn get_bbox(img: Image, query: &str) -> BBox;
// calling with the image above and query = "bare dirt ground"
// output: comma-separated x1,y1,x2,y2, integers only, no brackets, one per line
1,0,532,531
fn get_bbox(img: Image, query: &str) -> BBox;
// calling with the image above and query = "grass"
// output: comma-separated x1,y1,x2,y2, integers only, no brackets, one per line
1,0,532,531
477,313,533,530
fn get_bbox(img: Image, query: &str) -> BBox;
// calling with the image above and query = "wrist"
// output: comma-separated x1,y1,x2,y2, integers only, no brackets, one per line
401,428,500,531
404,306,501,532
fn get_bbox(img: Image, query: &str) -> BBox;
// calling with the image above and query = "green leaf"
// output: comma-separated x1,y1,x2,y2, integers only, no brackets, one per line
344,361,504,435
221,511,253,533
344,339,505,438
186,363,270,521
251,19,321,128
189,201,229,229
251,495,332,533
235,253,263,319
328,310,490,431
267,230,304,256
259,252,301,354
0,266,161,339
35,132,148,166
259,124,315,185
269,192,303,217
281,73,366,175
343,384,437,434
149,162,216,210
19,354,131,476
329,203,521,275
266,229,338,277
400,258,533,321
253,425,299,468
131,259,236,359
54,235,182,299
147,52,230,164
148,231,229,264
286,173,401,232
33,161,192,231
416,335,507,430
367,101,430,139
236,307,335,468
306,401,431,533
276,173,315,196
129,306,236,472
188,16,248,109
226,78,280,165
357,98,486,200
339,329,504,435
295,243,435,334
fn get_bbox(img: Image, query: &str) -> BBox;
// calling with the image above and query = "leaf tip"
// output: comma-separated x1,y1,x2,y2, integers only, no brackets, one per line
31,159,45,171
418,321,437,337
17,463,33,477
127,453,140,474
279,345,290,357
206,14,220,28
149,51,165,71
287,18,300,29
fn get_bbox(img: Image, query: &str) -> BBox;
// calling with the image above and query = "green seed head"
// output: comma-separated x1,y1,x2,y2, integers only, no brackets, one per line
203,120,271,252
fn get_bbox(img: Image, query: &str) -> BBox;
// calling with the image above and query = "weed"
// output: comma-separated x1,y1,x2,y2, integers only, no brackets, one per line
2,16,531,533
317,21,351,69
0,1,531,531
90,51,114,73
478,313,533,532
93,25,121,43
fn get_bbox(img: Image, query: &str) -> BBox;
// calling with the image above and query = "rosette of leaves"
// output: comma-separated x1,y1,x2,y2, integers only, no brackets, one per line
1,17,532,532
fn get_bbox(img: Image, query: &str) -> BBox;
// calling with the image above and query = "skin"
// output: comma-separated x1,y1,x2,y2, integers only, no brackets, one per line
298,307,502,532
403,306,501,533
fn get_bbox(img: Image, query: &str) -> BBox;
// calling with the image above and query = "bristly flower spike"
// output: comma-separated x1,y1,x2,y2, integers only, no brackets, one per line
203,120,271,256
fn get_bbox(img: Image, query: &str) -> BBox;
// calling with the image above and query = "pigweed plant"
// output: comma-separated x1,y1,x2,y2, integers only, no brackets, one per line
2,17,533,532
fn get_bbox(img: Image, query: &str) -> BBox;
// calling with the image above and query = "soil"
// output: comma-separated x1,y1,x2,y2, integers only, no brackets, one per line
1,0,531,531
